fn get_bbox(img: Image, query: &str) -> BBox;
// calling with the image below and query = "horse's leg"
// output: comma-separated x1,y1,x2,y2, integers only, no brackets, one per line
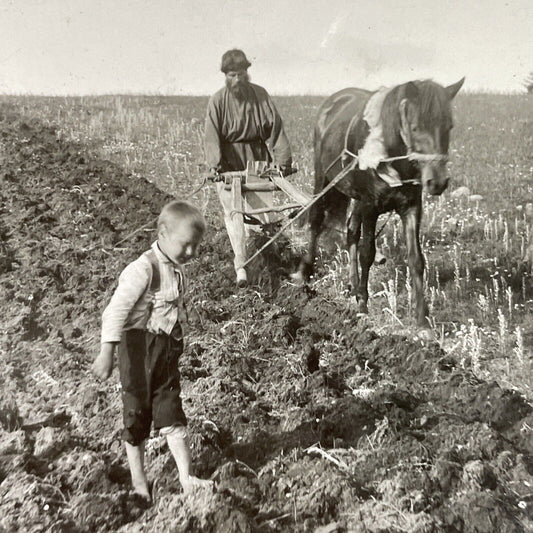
356,213,378,314
347,201,362,294
401,206,430,328
295,200,326,281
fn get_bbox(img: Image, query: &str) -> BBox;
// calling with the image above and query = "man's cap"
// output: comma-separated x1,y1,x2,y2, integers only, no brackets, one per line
221,49,251,73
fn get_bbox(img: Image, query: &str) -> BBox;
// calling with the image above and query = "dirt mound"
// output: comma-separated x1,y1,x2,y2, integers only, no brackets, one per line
1,105,531,532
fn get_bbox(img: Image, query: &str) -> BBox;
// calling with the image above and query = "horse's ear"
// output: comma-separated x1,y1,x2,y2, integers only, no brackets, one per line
446,77,465,99
404,82,419,101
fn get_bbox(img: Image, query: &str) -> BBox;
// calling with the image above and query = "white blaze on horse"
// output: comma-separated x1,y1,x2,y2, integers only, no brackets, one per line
295,78,465,332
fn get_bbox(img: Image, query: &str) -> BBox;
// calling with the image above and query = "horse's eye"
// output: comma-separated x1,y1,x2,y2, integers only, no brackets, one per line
411,125,418,132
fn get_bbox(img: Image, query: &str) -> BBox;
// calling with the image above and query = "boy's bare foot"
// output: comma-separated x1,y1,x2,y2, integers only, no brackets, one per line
180,474,214,494
132,481,151,501
130,491,152,509
236,268,247,288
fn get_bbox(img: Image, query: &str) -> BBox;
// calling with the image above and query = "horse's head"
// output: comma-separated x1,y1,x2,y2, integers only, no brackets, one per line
385,78,465,195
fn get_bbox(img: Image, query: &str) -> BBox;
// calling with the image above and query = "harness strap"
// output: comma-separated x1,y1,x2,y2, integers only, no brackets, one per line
343,113,360,161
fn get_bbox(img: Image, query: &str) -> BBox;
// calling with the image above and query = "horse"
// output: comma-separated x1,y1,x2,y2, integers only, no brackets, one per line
294,78,465,331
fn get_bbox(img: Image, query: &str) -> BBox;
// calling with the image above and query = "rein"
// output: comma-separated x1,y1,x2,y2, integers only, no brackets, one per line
324,148,448,186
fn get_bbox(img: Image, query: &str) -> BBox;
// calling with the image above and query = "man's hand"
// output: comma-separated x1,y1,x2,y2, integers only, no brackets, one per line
207,167,223,182
92,343,115,380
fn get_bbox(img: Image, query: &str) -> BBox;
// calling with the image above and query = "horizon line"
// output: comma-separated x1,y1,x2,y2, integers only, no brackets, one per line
0,88,530,98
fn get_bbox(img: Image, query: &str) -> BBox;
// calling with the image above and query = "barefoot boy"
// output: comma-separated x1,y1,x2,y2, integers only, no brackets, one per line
92,200,211,499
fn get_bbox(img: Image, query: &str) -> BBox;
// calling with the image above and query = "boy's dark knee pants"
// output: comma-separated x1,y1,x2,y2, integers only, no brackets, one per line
122,397,151,446
119,329,187,446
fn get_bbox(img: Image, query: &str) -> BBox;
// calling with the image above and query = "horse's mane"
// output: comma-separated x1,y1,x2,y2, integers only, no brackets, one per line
381,80,451,151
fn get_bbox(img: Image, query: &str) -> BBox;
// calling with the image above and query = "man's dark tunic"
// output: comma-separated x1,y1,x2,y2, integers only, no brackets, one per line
205,82,292,172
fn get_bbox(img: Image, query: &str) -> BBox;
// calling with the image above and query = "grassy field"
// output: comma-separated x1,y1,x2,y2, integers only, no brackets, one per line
1,90,532,531
6,91,532,396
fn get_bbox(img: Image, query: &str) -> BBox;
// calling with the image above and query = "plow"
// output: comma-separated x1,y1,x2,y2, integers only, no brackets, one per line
207,151,422,273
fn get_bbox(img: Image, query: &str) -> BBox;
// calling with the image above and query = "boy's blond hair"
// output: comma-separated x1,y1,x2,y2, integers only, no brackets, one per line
157,201,206,234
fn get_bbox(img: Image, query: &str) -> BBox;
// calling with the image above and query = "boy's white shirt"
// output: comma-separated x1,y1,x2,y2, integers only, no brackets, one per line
101,242,186,344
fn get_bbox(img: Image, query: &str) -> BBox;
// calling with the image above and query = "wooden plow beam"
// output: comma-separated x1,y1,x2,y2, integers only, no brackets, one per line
224,162,312,220
223,158,357,270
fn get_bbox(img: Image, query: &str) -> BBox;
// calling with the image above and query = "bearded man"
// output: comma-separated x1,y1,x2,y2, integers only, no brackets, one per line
205,49,292,287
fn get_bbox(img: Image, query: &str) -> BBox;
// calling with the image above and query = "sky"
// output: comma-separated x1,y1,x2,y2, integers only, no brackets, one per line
0,0,531,95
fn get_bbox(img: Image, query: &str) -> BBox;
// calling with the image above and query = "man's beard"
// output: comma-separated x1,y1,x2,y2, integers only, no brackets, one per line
226,74,250,100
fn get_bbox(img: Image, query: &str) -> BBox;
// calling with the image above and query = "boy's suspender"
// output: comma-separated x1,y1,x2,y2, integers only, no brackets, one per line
145,249,160,292
145,248,187,333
